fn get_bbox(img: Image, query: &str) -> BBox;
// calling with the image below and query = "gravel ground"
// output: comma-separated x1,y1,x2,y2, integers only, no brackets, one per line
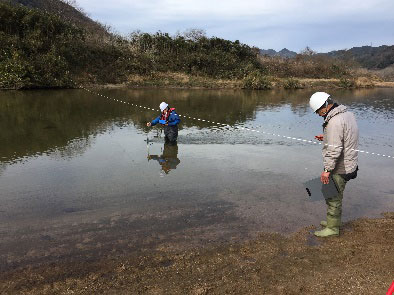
1,212,393,294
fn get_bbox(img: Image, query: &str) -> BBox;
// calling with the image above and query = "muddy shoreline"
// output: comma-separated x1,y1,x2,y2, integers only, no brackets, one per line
78,77,394,91
2,77,394,91
1,213,393,294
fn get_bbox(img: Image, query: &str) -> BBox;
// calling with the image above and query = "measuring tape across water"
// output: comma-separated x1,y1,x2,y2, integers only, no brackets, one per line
77,85,393,160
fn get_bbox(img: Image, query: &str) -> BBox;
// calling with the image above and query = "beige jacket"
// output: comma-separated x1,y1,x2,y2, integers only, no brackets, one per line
322,105,359,174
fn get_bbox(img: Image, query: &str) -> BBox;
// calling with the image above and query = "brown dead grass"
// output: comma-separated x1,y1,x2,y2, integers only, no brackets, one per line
90,75,394,90
374,81,394,88
1,213,393,294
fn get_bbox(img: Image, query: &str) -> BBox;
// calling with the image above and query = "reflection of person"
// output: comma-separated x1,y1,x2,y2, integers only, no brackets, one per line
146,102,180,143
309,92,359,237
148,142,180,174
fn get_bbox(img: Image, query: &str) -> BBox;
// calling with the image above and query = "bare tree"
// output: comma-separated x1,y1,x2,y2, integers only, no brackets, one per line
299,46,316,56
182,28,207,42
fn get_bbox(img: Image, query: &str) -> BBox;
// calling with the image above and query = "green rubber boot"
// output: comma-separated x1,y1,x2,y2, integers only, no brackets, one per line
320,220,342,227
314,216,340,237
316,174,346,237
320,220,327,227
314,227,339,237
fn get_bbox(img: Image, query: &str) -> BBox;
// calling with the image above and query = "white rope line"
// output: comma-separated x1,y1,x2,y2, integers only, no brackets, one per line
78,86,393,159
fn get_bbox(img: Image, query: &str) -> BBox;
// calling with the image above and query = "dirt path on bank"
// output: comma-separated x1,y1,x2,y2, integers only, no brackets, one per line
0,213,393,294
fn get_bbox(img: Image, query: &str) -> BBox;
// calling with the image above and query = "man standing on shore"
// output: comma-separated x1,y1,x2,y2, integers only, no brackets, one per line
147,102,180,143
309,92,359,237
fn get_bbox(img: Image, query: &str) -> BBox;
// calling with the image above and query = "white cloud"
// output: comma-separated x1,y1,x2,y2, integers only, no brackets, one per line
76,0,394,51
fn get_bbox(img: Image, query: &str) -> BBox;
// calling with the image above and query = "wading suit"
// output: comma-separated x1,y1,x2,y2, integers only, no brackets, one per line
322,104,359,230
151,108,181,143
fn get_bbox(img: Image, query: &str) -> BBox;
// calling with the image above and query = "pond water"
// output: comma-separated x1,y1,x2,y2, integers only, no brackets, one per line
0,87,393,270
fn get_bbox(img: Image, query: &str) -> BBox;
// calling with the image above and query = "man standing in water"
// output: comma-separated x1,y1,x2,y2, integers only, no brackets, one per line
309,92,359,237
147,102,180,143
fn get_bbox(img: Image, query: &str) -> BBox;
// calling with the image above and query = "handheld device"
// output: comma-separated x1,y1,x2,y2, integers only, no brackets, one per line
303,176,339,201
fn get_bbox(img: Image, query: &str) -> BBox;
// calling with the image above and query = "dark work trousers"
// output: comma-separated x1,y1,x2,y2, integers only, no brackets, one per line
164,125,178,143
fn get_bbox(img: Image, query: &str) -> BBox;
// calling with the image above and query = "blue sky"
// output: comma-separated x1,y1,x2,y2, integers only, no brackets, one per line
75,0,394,53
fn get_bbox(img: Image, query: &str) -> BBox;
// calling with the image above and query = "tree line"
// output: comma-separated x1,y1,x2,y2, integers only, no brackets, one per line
0,2,363,90
0,3,268,89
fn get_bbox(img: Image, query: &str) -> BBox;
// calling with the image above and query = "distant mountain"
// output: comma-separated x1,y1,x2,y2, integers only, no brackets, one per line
259,48,297,58
259,49,277,56
0,0,109,36
260,45,394,70
325,45,394,70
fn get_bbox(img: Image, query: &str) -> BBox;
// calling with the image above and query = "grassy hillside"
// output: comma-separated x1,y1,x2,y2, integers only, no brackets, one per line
0,0,109,37
0,1,271,89
326,45,394,70
0,1,133,88
260,45,394,71
0,1,389,89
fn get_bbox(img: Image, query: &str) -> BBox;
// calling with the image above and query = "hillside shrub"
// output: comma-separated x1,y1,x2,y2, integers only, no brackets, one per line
242,71,272,89
283,77,303,89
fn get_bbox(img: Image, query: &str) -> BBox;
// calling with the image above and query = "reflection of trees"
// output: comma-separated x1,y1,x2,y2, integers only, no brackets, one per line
0,164,5,177
264,88,394,118
0,90,131,163
3,88,392,164
108,89,268,131
333,88,394,115
1,88,272,164
113,88,324,130
48,137,94,160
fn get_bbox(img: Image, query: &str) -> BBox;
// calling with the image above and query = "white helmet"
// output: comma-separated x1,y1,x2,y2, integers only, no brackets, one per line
159,102,168,112
309,92,330,112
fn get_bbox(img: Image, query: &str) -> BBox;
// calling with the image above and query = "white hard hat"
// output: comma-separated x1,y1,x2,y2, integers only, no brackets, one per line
309,92,330,112
159,102,168,112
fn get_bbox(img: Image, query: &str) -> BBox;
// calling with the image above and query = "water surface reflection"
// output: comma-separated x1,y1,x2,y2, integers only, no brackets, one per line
148,142,181,175
1,87,393,271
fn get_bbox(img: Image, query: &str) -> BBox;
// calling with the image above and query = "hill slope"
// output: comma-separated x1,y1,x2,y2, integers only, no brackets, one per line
0,1,266,89
1,0,392,89
326,45,394,70
0,0,109,36
260,45,394,70
260,48,297,58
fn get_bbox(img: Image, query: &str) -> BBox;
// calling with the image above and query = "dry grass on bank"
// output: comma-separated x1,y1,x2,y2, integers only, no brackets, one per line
1,213,393,294
120,73,393,90
125,73,243,89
